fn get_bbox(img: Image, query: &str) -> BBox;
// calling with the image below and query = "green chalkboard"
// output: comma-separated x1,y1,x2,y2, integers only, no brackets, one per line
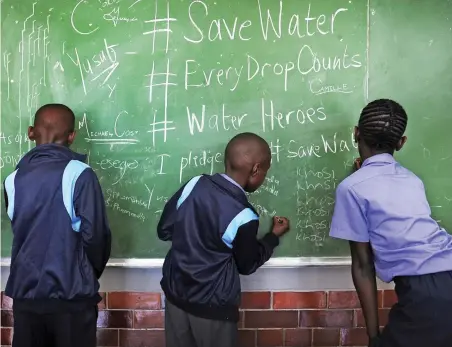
1,0,450,259
368,0,452,233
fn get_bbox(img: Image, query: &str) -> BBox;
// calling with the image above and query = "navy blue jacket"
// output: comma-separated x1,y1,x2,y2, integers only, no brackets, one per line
158,174,279,321
3,144,111,313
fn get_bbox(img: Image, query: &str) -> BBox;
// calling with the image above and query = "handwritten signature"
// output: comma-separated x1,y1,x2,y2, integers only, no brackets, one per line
103,7,137,27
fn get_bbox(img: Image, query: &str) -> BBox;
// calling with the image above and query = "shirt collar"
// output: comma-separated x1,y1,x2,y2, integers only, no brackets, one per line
362,153,396,167
220,174,246,194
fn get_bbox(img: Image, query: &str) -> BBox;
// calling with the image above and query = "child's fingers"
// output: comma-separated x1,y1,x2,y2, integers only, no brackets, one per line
274,216,288,225
354,158,362,169
273,216,283,224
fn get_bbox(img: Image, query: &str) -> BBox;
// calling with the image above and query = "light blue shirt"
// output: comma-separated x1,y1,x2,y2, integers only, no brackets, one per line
221,174,246,194
330,153,452,282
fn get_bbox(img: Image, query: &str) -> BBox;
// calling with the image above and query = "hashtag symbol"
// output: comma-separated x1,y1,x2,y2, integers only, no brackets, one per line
143,1,176,54
269,139,281,163
148,108,176,147
147,59,177,103
146,59,177,145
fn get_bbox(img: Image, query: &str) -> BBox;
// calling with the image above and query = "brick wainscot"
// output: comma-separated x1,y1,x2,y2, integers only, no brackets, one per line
1,290,396,347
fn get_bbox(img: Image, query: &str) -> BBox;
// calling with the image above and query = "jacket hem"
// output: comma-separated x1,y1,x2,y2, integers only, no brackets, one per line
163,289,239,322
12,296,101,314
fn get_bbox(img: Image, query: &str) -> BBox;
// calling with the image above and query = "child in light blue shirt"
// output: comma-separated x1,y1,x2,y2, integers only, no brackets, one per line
330,99,452,347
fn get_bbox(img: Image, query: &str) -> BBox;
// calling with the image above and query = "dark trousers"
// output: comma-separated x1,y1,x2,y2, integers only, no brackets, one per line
12,306,97,347
380,271,452,347
165,300,237,347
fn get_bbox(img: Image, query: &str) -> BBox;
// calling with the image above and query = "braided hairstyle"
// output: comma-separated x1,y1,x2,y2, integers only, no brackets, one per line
358,99,408,152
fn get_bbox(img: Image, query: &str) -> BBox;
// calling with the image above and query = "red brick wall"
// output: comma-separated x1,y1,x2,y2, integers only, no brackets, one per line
1,290,396,347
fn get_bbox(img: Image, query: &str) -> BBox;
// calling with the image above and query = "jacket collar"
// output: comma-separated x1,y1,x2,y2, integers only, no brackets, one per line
17,144,86,169
209,174,258,215
220,174,246,194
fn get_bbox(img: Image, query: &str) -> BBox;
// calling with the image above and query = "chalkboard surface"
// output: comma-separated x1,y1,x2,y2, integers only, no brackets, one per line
1,0,451,259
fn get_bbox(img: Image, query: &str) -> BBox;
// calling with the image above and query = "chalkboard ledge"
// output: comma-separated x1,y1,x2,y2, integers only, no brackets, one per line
0,257,351,268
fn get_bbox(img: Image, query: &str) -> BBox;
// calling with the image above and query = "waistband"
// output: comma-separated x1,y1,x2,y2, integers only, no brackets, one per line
394,270,452,282
394,270,452,300
12,296,101,314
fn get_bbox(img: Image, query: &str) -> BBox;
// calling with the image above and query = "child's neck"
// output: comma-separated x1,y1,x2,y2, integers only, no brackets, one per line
360,148,394,163
224,170,247,189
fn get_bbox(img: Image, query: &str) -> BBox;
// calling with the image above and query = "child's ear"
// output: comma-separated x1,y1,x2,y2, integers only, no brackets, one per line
396,136,407,151
251,163,259,177
67,131,76,145
353,126,360,143
28,126,35,141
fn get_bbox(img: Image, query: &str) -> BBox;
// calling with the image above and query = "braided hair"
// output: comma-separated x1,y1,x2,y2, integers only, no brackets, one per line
358,99,408,151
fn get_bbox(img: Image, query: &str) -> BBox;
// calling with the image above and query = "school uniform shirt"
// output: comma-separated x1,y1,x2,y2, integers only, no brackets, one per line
158,173,279,321
330,153,452,282
3,144,111,313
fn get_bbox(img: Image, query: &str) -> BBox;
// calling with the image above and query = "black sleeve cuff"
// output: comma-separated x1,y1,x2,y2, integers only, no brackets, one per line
262,232,280,249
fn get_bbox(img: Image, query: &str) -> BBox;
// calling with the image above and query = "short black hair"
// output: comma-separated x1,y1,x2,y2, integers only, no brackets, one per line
224,132,270,170
358,99,407,151
34,103,75,131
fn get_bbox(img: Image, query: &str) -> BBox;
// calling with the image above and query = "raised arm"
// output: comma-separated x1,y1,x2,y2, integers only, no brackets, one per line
231,214,289,275
232,220,279,275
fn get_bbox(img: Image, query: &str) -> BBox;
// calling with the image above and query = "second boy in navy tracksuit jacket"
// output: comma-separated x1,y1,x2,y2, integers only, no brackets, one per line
158,133,290,347
159,174,278,320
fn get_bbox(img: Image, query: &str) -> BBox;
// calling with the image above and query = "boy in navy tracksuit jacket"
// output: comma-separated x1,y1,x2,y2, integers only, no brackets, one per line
158,132,290,347
3,104,111,347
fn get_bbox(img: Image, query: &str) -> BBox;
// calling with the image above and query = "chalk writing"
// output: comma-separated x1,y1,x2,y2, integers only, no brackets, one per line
71,0,99,35
309,78,352,95
179,150,223,183
292,164,339,246
0,0,379,257
0,132,30,145
3,52,11,100
103,7,138,26
143,1,176,54
185,1,253,43
79,112,139,146
0,153,23,169
66,39,119,95
96,158,139,185
186,104,248,135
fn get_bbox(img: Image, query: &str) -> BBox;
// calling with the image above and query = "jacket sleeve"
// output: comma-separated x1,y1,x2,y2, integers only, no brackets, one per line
3,182,8,214
157,183,186,241
73,168,112,278
232,220,280,275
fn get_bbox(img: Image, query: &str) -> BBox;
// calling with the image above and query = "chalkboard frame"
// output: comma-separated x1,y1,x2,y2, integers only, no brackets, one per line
0,257,351,268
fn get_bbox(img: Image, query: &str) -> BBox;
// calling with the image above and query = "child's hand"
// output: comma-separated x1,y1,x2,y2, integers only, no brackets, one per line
354,157,362,170
272,216,290,237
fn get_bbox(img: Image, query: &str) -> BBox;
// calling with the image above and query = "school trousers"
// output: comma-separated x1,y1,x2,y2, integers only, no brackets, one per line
379,270,452,347
165,300,238,347
12,306,97,347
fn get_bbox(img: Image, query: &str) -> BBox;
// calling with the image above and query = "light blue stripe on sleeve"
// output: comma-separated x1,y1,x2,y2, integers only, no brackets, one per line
222,208,259,248
62,160,90,232
4,170,18,220
176,175,201,209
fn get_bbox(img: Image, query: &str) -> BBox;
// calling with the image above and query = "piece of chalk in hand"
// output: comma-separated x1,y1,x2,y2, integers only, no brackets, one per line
277,217,283,224
354,158,362,169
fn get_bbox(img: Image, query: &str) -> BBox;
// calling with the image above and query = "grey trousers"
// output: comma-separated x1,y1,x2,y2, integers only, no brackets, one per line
165,300,238,347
